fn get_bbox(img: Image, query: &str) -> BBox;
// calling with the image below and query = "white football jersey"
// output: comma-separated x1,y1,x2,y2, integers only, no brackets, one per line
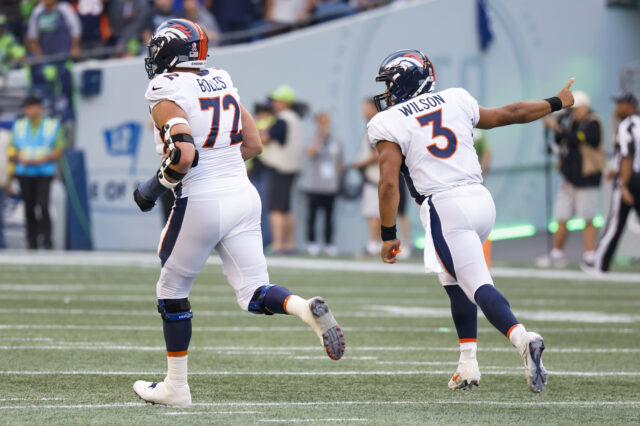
145,67,247,198
367,88,483,202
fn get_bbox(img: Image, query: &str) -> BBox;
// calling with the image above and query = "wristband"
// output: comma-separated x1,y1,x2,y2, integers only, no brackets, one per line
381,225,397,241
544,96,562,112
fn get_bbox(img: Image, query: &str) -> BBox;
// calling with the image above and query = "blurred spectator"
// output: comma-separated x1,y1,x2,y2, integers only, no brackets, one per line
260,85,302,254
0,14,26,75
395,174,411,259
473,128,491,177
26,0,81,122
266,0,314,25
9,95,66,249
76,0,107,51
300,111,343,256
141,0,179,44
585,92,640,273
352,98,381,256
312,0,355,23
0,122,12,249
182,0,220,44
26,0,82,58
537,91,604,268
474,128,492,265
106,0,149,56
206,0,254,35
0,0,22,39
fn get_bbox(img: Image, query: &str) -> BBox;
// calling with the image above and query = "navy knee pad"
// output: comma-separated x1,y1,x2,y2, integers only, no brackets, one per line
248,285,275,315
158,298,193,322
248,284,292,315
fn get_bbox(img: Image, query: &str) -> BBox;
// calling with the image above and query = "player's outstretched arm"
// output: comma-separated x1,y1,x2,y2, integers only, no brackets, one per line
239,104,263,160
477,78,575,129
376,141,403,264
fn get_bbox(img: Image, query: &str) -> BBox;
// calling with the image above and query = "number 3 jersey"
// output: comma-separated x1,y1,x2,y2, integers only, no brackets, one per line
367,88,483,202
145,68,247,198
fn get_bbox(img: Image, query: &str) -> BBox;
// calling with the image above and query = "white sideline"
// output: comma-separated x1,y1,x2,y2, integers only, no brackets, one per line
0,324,636,334
1,370,639,377
2,250,640,283
1,400,640,410
2,306,639,323
1,344,639,354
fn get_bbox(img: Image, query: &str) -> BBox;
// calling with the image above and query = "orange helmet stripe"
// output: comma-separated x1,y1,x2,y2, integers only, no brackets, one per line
195,23,207,60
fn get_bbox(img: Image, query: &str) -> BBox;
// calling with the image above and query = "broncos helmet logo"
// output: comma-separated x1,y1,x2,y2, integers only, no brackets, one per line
170,23,193,37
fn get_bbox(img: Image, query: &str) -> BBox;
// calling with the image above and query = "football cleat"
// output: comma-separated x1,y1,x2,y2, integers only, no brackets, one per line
518,332,547,393
133,378,192,407
448,359,481,390
303,297,345,360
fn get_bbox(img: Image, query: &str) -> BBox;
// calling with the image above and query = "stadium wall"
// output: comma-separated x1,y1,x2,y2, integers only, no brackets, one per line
71,0,640,253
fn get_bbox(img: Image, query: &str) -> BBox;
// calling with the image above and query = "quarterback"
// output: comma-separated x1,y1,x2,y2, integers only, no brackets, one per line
131,19,345,407
369,49,575,392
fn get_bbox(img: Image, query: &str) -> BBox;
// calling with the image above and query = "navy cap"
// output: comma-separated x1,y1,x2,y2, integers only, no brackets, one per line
23,95,43,107
612,91,638,108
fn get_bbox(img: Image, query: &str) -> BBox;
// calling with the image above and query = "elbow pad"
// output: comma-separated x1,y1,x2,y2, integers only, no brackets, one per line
163,118,199,168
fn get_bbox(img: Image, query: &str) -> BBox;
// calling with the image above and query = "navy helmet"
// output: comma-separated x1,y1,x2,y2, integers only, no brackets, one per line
373,49,436,111
145,19,208,79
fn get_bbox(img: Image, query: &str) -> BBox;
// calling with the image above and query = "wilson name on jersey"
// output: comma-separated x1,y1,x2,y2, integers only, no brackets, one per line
367,88,483,202
145,68,247,197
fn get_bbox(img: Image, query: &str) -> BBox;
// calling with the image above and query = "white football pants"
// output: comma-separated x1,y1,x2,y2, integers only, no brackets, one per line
156,184,270,310
423,184,496,302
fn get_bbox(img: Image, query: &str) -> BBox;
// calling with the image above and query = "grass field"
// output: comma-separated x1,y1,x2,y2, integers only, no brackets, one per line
1,253,639,424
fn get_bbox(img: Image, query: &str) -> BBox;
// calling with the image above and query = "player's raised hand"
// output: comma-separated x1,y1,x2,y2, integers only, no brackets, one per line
556,77,575,108
381,239,401,264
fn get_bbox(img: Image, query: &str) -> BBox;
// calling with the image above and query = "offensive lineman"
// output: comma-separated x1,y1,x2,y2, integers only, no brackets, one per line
368,49,575,393
131,19,345,407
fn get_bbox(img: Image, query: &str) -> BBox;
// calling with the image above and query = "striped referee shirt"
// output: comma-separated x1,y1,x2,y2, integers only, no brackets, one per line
615,114,640,174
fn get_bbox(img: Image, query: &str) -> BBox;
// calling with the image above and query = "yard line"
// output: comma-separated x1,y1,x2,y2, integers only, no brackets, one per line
163,411,262,415
1,344,639,354
0,324,636,334
260,419,368,423
2,306,639,324
2,400,640,410
1,370,638,377
2,250,640,283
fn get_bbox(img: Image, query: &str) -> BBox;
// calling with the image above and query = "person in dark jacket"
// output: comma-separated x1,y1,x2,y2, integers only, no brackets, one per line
536,91,604,268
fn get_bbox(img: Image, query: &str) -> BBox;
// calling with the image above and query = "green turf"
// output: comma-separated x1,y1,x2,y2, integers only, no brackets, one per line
1,262,639,425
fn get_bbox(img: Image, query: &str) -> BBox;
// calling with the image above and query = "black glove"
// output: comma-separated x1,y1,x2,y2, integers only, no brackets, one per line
133,188,156,212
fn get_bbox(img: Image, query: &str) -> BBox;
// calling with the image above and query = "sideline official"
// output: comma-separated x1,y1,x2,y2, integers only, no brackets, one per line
10,95,65,249
587,92,640,272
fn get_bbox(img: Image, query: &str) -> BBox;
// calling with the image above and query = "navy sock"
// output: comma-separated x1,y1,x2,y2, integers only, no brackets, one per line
163,319,192,353
444,285,477,340
263,285,294,314
474,284,518,337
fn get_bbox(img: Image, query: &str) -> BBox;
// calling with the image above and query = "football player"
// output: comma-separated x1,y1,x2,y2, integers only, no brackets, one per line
131,19,345,407
368,49,575,393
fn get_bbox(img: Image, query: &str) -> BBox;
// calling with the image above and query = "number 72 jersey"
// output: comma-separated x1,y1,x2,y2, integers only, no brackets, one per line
145,67,247,197
367,87,483,203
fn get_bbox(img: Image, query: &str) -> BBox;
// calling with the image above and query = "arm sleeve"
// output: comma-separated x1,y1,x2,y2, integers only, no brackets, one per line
367,114,405,154
145,76,191,114
451,88,480,127
59,4,82,38
26,6,42,40
618,120,633,157
268,119,287,146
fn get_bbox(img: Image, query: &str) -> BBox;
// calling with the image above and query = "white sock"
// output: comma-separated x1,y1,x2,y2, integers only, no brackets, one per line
283,294,308,319
508,324,526,348
167,355,188,385
550,248,564,259
583,250,595,263
459,341,477,362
